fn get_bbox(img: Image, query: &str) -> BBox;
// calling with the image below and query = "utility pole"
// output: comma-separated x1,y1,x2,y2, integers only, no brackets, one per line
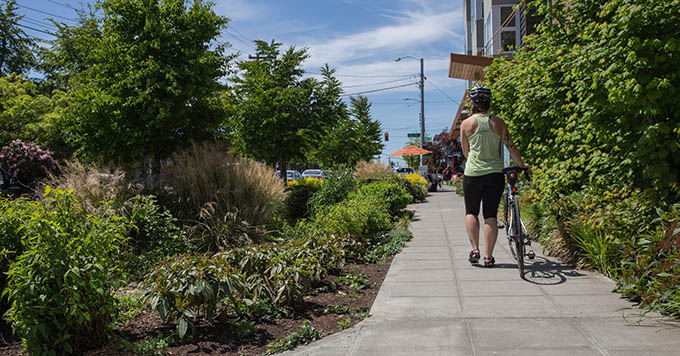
396,56,426,165
419,57,425,166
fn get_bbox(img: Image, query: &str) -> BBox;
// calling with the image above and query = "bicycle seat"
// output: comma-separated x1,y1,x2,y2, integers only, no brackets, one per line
502,166,529,186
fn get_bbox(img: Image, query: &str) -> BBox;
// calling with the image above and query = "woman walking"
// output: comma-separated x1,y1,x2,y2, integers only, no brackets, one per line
460,85,528,267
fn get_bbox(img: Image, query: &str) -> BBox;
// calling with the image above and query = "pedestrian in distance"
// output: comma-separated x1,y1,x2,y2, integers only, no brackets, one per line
460,85,529,267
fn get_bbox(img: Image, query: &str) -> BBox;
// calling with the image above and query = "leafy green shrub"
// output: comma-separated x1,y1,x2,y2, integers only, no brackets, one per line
307,168,357,217
157,143,287,249
314,196,392,243
142,233,345,339
350,181,411,216
617,205,680,318
572,223,622,277
365,227,413,264
285,178,323,221
265,320,320,355
0,197,34,315
4,188,130,355
119,331,177,356
125,195,189,278
338,272,369,291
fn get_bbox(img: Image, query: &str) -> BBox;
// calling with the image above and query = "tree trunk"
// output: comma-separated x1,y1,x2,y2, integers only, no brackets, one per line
279,156,287,187
153,152,161,180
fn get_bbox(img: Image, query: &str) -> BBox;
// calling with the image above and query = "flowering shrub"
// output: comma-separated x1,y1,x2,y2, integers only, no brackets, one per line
404,173,427,186
0,139,56,184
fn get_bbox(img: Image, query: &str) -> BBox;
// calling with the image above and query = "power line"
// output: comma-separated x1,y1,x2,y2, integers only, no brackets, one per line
340,82,415,97
309,72,417,78
224,28,255,50
341,77,412,89
21,18,57,31
17,4,77,22
427,79,461,105
47,0,75,10
16,23,56,37
228,25,253,43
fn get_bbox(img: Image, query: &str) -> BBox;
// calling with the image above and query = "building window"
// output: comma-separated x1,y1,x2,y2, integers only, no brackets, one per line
501,31,516,52
500,6,515,25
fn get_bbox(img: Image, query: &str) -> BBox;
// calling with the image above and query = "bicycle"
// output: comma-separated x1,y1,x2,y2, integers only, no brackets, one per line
501,166,535,277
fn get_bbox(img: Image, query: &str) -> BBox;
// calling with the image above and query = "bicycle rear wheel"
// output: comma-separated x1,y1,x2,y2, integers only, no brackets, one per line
513,202,525,276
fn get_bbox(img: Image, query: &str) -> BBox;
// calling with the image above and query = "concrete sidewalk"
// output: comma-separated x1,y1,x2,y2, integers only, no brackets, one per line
284,188,680,355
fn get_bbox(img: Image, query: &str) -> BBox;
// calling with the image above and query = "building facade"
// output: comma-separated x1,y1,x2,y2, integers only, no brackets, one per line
464,0,523,58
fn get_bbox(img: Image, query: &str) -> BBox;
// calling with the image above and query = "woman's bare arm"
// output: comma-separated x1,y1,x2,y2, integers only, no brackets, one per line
498,120,527,167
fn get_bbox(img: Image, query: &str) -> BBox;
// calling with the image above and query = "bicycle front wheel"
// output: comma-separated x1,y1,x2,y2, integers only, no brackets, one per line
513,201,525,277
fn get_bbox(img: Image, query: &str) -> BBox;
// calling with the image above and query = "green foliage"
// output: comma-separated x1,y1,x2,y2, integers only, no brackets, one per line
307,168,357,217
265,320,320,355
312,96,384,167
285,178,323,221
0,75,69,155
365,228,413,264
0,197,33,315
142,233,345,339
230,41,344,183
317,304,351,314
617,205,680,318
114,292,145,327
572,223,622,277
338,273,369,291
157,143,287,251
314,196,392,242
3,188,129,355
125,195,189,278
337,316,352,330
349,181,411,216
0,0,35,76
487,0,680,205
119,330,177,356
63,0,230,164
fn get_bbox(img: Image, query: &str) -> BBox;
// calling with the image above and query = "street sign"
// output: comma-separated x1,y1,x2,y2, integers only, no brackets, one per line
407,133,420,137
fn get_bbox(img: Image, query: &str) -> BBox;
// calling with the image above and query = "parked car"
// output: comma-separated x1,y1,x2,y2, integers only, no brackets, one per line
0,167,34,198
395,167,416,176
301,169,326,180
275,170,302,183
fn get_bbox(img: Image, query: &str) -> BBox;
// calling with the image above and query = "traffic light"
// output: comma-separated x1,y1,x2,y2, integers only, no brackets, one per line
384,132,389,141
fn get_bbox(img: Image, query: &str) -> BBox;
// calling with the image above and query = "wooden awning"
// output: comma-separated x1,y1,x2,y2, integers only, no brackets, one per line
448,53,494,81
449,91,470,139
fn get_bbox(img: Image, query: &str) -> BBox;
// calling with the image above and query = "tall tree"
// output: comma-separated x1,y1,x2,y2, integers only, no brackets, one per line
424,129,455,170
62,0,230,170
0,74,70,157
38,8,101,91
0,0,35,76
230,41,343,184
312,95,383,168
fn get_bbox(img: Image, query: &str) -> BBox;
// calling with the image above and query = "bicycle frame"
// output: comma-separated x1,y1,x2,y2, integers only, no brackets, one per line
502,166,533,277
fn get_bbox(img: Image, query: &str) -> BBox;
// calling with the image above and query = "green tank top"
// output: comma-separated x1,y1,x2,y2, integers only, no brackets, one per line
464,113,503,177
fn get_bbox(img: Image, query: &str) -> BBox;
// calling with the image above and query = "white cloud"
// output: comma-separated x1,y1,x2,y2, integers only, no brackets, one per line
302,9,463,68
213,0,268,22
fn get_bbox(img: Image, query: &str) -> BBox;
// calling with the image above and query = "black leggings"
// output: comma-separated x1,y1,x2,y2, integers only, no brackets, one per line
463,173,504,219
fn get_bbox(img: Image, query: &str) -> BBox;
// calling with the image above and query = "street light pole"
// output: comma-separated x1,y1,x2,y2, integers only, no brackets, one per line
396,56,426,166
419,57,425,166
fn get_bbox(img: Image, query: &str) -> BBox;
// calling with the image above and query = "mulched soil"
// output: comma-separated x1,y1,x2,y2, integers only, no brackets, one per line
0,258,392,356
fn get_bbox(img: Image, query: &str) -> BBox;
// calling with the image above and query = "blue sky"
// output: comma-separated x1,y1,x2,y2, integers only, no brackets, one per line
16,0,467,166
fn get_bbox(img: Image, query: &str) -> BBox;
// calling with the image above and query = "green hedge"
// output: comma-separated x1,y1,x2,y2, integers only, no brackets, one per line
4,188,130,355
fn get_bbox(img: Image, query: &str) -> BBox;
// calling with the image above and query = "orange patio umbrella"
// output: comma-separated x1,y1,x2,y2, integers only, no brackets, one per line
391,145,432,156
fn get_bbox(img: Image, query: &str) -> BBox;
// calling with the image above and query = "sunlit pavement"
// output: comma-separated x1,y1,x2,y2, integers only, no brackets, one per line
283,188,680,356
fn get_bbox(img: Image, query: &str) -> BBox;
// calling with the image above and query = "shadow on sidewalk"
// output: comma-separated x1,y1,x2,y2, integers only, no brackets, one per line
522,256,586,285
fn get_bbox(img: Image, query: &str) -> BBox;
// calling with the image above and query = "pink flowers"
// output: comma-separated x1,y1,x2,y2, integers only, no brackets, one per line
0,139,57,184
